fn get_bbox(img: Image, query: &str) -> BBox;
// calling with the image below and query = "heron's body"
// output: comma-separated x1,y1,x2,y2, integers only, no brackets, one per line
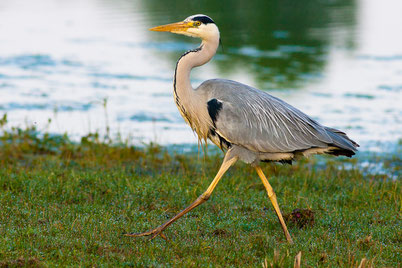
126,14,358,243
173,35,357,163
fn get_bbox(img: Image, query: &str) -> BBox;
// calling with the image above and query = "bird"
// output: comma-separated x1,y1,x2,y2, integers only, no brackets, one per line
125,14,359,243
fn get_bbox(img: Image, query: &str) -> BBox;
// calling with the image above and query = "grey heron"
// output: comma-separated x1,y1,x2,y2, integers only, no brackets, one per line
125,14,359,243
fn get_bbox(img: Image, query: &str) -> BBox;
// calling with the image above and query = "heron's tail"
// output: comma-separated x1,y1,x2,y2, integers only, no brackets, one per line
325,127,359,157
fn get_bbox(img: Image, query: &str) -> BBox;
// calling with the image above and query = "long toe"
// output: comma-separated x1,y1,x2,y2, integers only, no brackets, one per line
150,231,167,240
124,227,167,240
124,230,154,237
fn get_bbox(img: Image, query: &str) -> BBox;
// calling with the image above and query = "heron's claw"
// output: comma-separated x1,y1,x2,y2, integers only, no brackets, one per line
152,232,167,240
124,227,168,240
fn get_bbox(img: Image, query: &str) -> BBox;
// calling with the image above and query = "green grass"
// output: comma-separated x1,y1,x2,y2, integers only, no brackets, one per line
0,125,400,267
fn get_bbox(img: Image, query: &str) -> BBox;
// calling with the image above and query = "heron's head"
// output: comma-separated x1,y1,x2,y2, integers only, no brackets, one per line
149,14,219,41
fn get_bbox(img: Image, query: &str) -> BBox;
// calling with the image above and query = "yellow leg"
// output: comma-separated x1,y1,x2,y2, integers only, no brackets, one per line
255,166,293,244
125,154,238,239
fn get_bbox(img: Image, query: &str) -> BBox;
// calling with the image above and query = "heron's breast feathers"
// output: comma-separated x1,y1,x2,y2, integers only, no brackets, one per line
174,90,214,145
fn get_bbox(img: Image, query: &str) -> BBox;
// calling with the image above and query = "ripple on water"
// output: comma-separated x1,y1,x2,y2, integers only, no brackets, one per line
0,82,15,88
89,72,171,82
0,74,39,80
272,30,290,39
343,93,375,99
311,92,333,97
139,41,194,52
356,54,402,61
129,112,172,123
0,102,93,111
91,81,118,90
228,45,317,60
278,45,317,54
378,85,402,92
230,47,283,58
0,54,82,69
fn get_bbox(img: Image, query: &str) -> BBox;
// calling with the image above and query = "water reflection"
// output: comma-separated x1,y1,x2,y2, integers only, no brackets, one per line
142,0,357,88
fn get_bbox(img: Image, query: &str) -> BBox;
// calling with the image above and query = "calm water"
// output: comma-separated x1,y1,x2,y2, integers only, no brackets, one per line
0,0,401,152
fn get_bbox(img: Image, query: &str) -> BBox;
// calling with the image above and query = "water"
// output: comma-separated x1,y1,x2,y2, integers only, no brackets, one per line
0,0,401,153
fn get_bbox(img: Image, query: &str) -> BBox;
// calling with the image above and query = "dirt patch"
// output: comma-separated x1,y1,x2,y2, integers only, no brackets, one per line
212,228,230,237
284,208,315,228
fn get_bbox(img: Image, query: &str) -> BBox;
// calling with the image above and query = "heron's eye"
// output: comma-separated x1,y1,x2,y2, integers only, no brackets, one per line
194,21,201,27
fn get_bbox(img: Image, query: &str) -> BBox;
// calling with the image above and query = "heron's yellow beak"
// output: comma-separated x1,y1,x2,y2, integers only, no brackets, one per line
149,21,193,33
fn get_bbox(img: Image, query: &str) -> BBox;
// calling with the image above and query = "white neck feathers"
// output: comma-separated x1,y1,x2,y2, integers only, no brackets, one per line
173,37,219,142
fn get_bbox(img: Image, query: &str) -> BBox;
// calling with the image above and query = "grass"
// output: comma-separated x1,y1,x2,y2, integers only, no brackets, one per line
0,121,400,267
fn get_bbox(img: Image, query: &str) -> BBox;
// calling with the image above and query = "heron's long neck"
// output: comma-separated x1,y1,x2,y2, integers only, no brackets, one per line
173,38,219,110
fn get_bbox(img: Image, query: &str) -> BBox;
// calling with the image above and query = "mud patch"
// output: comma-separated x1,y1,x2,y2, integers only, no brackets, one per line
284,208,315,228
212,228,230,237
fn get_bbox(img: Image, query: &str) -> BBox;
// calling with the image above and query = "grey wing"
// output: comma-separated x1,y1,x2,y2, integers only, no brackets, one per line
199,79,354,153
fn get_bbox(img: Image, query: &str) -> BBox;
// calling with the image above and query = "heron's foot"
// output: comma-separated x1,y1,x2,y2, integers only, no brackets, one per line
124,226,167,240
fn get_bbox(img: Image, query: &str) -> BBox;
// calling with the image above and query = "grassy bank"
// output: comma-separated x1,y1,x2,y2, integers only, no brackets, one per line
0,125,400,267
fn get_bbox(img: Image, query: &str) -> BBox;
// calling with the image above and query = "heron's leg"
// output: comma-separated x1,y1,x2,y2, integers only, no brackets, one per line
255,166,293,244
125,154,238,239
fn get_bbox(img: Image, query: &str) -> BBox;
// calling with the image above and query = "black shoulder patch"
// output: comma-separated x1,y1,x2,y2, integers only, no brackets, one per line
192,15,215,24
207,99,222,126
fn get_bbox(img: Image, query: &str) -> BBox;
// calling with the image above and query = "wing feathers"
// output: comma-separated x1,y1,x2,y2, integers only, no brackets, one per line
199,79,358,154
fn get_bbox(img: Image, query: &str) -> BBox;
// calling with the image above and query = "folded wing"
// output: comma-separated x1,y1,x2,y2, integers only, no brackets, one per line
199,79,358,154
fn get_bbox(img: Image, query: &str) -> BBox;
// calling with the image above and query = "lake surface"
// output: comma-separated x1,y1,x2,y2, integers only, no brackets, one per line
0,0,401,153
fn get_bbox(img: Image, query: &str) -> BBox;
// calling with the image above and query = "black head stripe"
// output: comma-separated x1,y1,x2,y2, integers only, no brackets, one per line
192,16,215,24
